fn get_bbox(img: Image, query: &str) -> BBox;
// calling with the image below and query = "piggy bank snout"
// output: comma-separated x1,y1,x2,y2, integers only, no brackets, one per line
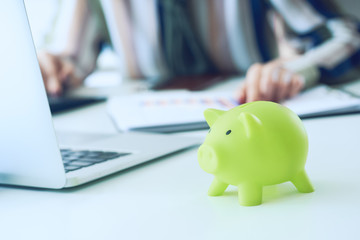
198,145,218,173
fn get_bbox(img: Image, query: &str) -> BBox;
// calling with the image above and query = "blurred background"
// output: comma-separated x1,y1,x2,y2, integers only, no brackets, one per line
24,0,360,49
24,0,360,90
25,0,122,89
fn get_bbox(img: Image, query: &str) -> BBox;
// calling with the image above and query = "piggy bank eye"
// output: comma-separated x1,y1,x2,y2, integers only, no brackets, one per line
226,130,231,135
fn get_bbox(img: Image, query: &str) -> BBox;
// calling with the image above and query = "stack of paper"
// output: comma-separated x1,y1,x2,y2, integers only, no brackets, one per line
107,85,360,133
282,85,360,118
107,91,237,132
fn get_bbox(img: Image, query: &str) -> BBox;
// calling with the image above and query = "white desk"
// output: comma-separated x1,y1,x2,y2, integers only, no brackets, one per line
1,80,360,240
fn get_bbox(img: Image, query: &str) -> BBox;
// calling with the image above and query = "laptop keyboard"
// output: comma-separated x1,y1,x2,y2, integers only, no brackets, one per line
60,149,131,172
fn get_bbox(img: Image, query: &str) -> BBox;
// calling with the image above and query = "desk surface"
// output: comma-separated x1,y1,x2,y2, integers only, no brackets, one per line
1,80,360,240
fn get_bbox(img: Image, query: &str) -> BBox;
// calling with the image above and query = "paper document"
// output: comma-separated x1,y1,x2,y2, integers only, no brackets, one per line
107,85,360,132
282,85,360,118
107,91,237,132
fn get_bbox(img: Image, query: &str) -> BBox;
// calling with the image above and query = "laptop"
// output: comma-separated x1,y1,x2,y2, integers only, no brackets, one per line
47,95,106,114
0,0,200,189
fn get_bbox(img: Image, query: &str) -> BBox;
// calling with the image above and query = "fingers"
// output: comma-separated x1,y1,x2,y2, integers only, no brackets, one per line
234,81,247,104
235,61,305,104
38,52,67,96
61,61,81,89
47,76,63,96
288,75,305,98
245,63,262,102
275,69,292,102
274,70,305,102
260,63,280,101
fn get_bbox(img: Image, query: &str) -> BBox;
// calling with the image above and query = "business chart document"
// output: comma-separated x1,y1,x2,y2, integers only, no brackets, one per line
107,85,360,132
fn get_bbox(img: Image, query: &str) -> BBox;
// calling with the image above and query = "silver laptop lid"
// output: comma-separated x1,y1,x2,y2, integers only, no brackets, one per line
0,0,66,188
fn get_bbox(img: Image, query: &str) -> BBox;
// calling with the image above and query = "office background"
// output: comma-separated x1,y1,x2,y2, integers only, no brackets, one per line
24,0,360,89
1,2,359,239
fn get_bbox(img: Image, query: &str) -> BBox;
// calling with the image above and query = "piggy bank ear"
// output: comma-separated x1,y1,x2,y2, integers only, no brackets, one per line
238,112,262,138
204,108,225,127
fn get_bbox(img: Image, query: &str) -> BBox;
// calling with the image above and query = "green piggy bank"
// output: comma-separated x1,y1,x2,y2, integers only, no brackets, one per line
197,101,314,206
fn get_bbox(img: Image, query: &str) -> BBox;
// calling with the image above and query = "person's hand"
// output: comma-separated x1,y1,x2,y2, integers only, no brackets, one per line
37,51,76,96
234,60,305,103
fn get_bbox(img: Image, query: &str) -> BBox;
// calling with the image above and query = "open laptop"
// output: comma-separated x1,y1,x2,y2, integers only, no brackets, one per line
0,0,200,189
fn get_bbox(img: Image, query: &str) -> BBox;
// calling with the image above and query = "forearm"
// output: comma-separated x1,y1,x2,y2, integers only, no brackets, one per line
45,0,108,82
269,0,360,88
285,18,360,87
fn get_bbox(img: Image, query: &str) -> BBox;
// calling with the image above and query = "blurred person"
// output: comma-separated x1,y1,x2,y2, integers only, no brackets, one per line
38,0,360,103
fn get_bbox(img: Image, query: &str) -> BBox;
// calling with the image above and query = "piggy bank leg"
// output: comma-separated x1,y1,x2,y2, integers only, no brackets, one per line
208,178,228,196
238,183,263,206
291,170,314,193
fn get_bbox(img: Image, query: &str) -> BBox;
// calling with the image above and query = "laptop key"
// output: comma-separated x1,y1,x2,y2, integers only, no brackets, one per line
64,165,82,172
63,156,80,161
100,152,130,159
106,152,131,159
76,158,108,163
76,153,131,163
61,149,132,172
70,161,95,167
